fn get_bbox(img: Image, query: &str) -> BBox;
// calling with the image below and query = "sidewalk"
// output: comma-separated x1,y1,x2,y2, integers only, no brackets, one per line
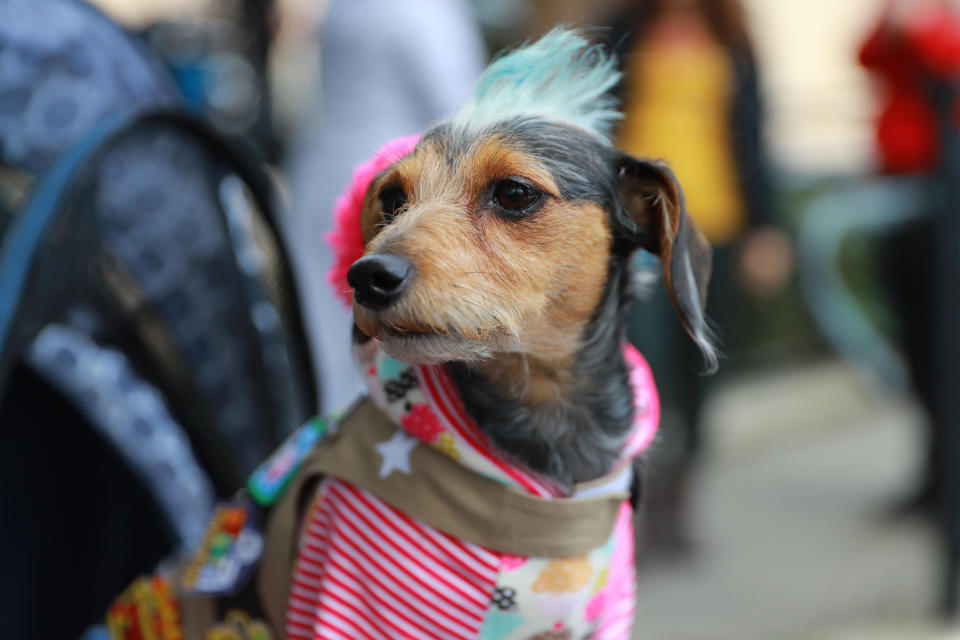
632,360,942,640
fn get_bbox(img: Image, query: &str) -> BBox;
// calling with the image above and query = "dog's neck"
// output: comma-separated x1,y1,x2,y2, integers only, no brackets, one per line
448,263,636,491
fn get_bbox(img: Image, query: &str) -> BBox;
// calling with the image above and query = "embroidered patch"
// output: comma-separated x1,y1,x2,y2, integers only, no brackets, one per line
401,402,444,443
383,366,418,400
432,432,461,460
374,430,418,478
479,608,525,640
247,417,326,506
106,575,182,640
204,610,272,640
492,586,518,611
181,500,263,596
532,556,593,593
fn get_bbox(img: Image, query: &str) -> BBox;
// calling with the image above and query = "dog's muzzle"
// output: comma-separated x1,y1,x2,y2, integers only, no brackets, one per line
348,254,412,310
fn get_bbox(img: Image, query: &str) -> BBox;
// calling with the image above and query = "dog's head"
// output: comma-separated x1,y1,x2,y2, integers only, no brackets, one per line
345,29,716,373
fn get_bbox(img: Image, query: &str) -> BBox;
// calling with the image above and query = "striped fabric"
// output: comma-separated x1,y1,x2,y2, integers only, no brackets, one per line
414,362,563,498
287,479,499,640
286,344,658,639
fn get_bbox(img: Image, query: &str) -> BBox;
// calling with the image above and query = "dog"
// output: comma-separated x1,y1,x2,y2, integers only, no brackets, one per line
289,27,715,640
103,28,713,640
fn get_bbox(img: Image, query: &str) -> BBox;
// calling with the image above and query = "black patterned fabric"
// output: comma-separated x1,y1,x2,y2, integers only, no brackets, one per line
0,0,180,175
0,2,316,636
92,126,279,474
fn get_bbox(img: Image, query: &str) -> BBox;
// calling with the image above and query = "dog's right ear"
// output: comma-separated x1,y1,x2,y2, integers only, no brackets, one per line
616,154,718,373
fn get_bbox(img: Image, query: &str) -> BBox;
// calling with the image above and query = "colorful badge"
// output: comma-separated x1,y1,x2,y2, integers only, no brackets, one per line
204,610,272,640
181,500,263,596
106,575,183,640
247,417,326,506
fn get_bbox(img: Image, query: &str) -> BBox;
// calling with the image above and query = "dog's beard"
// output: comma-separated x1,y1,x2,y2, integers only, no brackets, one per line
354,303,522,365
378,331,501,365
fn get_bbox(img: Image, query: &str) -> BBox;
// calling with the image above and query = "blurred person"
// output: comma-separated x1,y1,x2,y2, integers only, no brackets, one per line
283,0,486,413
859,0,960,515
608,0,789,553
859,0,960,175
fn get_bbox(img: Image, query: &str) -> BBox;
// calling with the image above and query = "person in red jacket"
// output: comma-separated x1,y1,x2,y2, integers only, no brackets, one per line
859,0,960,514
860,0,960,174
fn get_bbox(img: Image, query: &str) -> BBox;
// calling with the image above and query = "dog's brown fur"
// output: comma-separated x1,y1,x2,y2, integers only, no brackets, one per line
355,136,615,405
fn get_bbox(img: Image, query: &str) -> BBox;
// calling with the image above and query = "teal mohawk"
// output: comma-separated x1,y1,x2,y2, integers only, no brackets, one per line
451,28,622,141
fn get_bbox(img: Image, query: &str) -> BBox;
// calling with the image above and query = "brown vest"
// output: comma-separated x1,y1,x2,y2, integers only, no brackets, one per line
177,398,631,638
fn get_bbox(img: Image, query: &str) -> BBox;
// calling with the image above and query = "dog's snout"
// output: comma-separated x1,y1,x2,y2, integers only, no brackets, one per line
347,254,412,310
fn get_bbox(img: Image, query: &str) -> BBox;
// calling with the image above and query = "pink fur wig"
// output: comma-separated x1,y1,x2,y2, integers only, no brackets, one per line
326,135,422,306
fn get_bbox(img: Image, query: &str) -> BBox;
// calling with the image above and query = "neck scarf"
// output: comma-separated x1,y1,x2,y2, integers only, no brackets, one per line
360,343,659,498
285,345,658,640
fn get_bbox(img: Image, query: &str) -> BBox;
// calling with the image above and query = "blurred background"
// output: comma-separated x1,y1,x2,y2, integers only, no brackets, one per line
1,0,959,638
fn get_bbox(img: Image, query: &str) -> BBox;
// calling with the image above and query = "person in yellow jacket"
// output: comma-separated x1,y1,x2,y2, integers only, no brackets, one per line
608,0,792,553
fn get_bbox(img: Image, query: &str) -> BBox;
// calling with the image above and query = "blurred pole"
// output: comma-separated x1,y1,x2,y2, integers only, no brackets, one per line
934,76,960,617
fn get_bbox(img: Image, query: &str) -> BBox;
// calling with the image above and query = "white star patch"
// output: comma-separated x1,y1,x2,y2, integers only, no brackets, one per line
374,431,418,478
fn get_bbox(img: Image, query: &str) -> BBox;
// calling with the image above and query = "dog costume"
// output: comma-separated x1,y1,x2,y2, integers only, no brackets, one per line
101,135,661,640
286,135,659,639
101,30,684,639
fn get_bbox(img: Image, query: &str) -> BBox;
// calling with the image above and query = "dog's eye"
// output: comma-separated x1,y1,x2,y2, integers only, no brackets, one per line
494,179,540,212
379,186,407,222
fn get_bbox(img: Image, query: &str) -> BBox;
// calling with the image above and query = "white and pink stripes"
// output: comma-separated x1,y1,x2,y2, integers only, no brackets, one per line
417,363,563,498
286,478,500,640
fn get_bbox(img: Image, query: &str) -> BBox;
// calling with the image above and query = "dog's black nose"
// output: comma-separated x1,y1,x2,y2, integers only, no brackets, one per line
347,254,412,310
